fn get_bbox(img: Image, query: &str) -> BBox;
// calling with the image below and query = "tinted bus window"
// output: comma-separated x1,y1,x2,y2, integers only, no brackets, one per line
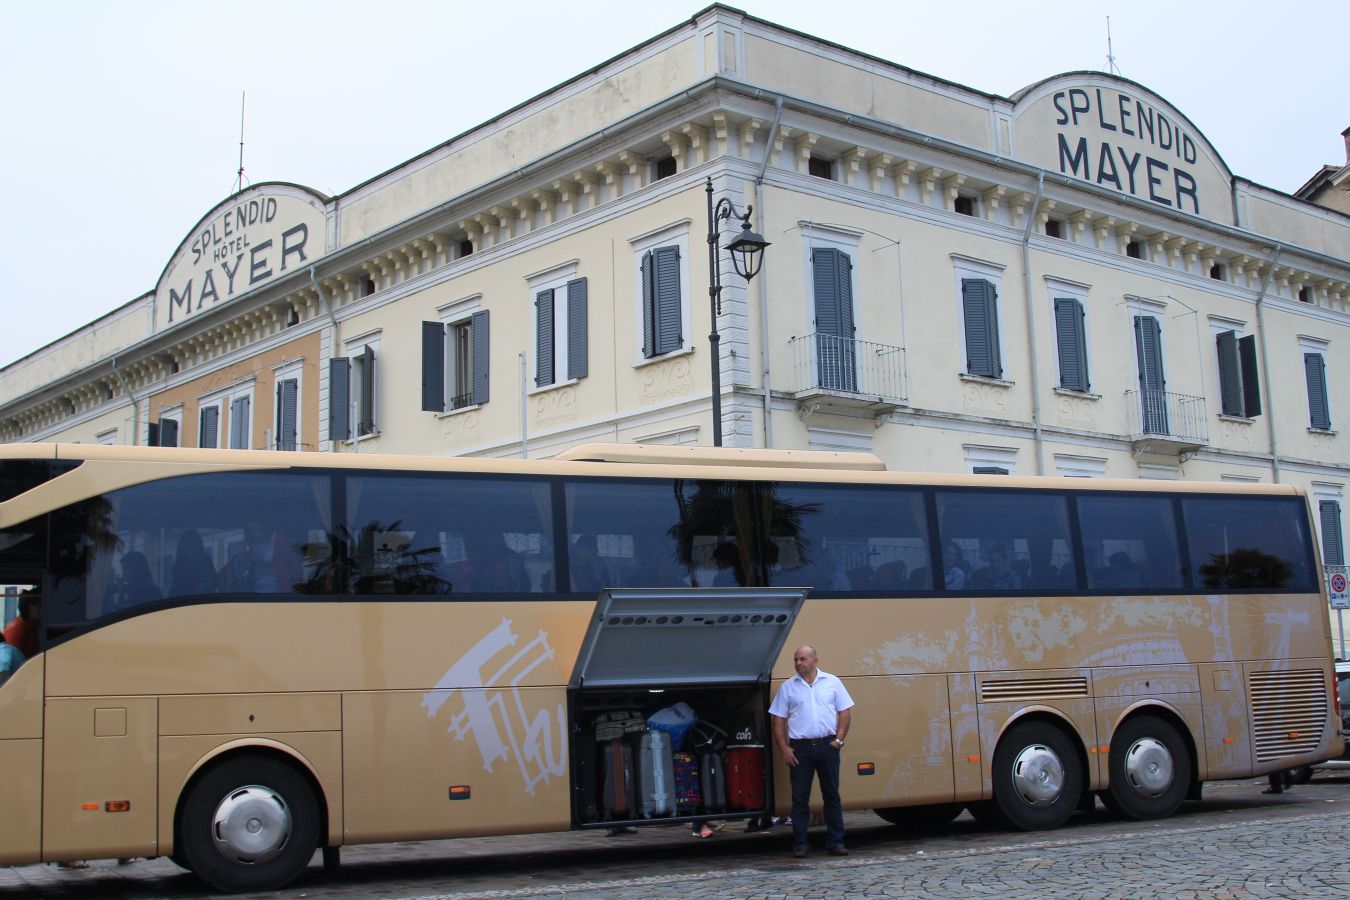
763,483,932,593
1077,495,1186,591
45,471,333,638
0,461,79,578
935,490,1075,591
1181,496,1316,590
563,478,760,590
345,473,553,595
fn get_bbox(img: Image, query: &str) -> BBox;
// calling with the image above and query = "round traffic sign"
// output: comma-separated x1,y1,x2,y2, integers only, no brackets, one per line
1332,572,1348,594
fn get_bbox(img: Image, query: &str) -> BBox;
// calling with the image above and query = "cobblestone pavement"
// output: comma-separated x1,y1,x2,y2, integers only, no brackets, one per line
5,776,1350,899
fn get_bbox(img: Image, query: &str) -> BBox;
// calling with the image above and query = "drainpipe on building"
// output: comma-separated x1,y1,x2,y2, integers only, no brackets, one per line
519,351,529,459
310,267,341,453
1254,244,1283,483
110,357,139,446
756,96,783,449
1020,172,1047,475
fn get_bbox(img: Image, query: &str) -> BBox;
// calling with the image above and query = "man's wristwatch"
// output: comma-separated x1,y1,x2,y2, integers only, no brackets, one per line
833,738,845,747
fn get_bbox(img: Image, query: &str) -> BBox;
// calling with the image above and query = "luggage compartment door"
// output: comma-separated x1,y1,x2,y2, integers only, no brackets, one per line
570,588,808,688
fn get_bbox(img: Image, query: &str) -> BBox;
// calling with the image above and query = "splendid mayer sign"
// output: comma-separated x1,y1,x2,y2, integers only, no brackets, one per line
1016,79,1229,221
156,185,327,330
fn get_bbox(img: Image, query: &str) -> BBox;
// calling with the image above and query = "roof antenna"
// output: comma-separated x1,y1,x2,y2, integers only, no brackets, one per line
231,91,249,195
1105,17,1121,76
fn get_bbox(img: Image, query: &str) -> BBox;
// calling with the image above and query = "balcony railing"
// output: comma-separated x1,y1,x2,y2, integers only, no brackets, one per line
1125,389,1208,447
788,333,906,403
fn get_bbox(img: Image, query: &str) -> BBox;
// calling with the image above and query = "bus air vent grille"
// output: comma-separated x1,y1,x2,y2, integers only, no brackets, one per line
979,676,1088,703
1248,669,1327,762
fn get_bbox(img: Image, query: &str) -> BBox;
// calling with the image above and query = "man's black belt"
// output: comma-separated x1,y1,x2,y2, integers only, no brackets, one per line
790,735,836,746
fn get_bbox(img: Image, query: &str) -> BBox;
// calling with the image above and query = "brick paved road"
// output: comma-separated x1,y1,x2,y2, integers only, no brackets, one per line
5,775,1350,898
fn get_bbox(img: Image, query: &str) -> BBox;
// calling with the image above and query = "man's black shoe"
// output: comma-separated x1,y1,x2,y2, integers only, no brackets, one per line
792,846,809,858
827,845,849,856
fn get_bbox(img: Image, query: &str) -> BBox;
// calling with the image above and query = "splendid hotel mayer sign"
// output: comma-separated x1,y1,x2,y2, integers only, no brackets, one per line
154,183,328,330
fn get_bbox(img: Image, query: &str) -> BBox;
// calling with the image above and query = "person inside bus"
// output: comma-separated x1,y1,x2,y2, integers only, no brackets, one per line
0,632,24,685
222,515,300,593
972,544,1023,590
456,531,528,593
569,534,604,592
875,559,907,591
110,551,162,612
3,590,40,658
942,541,968,590
1101,551,1145,589
169,529,217,597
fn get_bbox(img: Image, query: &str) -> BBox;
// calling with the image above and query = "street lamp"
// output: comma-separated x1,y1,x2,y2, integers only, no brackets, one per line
706,177,770,447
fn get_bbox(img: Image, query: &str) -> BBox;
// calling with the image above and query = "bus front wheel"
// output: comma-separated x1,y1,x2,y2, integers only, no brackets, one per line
991,720,1083,831
179,756,320,893
1104,715,1190,820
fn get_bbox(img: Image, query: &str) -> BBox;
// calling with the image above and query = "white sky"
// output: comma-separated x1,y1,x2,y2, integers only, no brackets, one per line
1,0,1344,370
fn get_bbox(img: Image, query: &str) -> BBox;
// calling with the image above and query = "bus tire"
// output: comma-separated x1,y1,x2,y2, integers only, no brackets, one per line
991,720,1082,831
873,803,963,830
1105,714,1190,821
179,755,320,893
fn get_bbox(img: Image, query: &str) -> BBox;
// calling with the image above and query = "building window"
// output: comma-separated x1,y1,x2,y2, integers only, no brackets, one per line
199,404,221,448
1320,499,1345,567
331,343,379,440
534,277,589,388
1216,330,1261,418
653,156,677,181
359,275,376,297
807,156,834,180
199,383,254,449
1053,297,1090,392
963,444,1016,475
1125,240,1144,259
458,239,474,258
810,246,857,392
228,394,252,450
150,409,181,447
273,362,302,451
1134,313,1168,434
96,428,117,446
961,278,1002,379
1304,349,1332,430
421,312,490,413
1044,219,1063,239
640,246,683,358
1299,286,1313,303
954,195,976,217
1209,263,1226,281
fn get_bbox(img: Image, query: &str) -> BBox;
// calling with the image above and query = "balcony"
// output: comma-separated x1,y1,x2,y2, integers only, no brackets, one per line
1125,389,1208,456
788,334,905,418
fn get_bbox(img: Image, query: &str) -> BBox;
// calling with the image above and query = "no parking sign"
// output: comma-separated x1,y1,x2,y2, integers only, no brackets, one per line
1330,569,1349,609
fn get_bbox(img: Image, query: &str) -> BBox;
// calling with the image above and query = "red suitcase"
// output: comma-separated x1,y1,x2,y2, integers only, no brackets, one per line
725,744,765,811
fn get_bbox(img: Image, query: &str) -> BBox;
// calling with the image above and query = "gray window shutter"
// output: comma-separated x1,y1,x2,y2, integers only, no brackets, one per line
1134,315,1168,433
199,406,219,448
1053,298,1089,392
147,422,160,447
1216,330,1243,416
1238,335,1261,417
653,245,682,355
421,322,445,412
159,417,179,448
567,278,588,380
1305,352,1331,430
471,310,490,406
357,346,376,436
535,288,555,387
1321,500,1345,566
812,248,857,391
229,396,250,449
329,357,351,441
641,251,655,358
962,278,1001,378
276,379,298,451
972,466,1010,475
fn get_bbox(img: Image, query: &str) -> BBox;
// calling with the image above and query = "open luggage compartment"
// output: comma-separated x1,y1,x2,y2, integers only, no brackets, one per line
568,588,806,829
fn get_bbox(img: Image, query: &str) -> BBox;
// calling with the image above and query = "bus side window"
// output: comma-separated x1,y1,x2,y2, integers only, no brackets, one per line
1078,495,1185,592
934,490,1074,592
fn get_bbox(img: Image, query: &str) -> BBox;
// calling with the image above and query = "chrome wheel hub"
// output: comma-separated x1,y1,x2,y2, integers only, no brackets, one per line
1010,743,1065,806
211,785,292,865
1123,737,1174,797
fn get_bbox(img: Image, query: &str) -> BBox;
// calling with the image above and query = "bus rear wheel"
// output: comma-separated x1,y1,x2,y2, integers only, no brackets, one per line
1104,715,1190,820
990,720,1083,831
179,756,320,893
873,803,964,830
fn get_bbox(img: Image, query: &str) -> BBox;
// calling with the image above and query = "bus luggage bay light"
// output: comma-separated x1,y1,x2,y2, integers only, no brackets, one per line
0,443,1339,892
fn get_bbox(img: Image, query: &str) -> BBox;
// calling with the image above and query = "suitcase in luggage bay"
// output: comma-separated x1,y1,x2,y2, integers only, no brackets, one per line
601,738,635,818
699,750,726,812
574,724,600,822
639,730,676,818
673,750,702,812
725,744,765,811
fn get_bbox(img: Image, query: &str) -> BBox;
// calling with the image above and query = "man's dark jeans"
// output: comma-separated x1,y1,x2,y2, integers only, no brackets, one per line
788,740,844,849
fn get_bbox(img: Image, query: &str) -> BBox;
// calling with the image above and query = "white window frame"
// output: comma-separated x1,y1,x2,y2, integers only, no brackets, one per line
272,359,304,451
800,222,862,337
1046,277,1095,396
437,295,481,414
96,428,118,446
1313,482,1345,567
952,255,1009,383
629,220,692,366
343,331,381,441
527,260,580,392
199,379,256,450
963,443,1017,475
1054,454,1106,478
1299,334,1332,432
156,404,184,447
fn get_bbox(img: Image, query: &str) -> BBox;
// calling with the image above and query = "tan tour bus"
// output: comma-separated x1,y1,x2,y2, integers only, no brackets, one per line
0,442,1340,891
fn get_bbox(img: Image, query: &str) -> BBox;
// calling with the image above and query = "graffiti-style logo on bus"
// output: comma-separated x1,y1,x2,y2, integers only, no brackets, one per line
421,618,567,795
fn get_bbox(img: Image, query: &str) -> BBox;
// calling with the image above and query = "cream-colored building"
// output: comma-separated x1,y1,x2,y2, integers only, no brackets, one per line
3,5,1348,573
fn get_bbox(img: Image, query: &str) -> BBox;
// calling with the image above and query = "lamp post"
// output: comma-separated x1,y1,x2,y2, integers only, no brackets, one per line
706,176,770,447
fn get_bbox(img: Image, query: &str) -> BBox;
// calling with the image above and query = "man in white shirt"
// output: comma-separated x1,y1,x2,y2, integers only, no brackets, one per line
769,644,855,858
